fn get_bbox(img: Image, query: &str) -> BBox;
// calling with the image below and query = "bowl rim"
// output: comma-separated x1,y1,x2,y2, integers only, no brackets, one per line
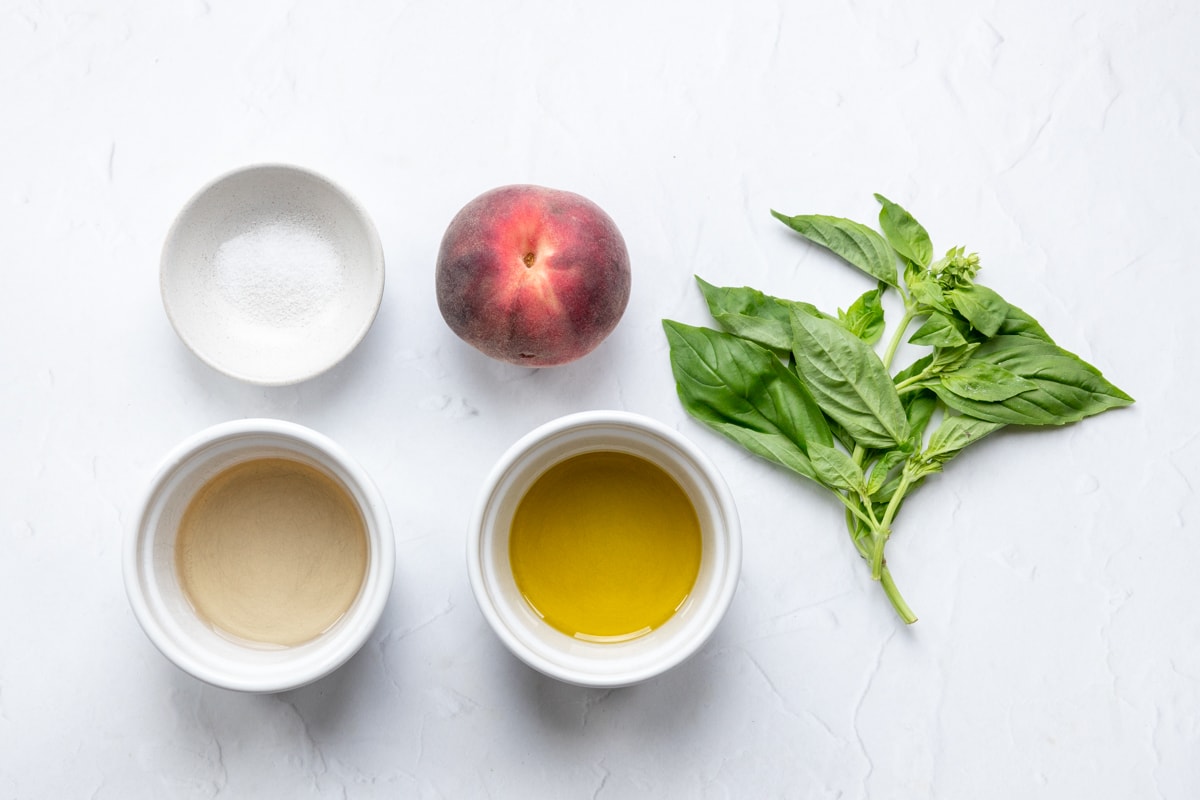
123,418,395,692
159,162,386,386
466,409,742,687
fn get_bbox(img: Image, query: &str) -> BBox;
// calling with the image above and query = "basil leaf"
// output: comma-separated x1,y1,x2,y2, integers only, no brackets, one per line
865,449,908,498
823,415,861,455
695,276,825,358
937,361,1038,402
904,260,951,314
771,210,898,288
924,415,1005,461
995,302,1053,342
903,391,938,445
893,354,932,385
790,308,911,448
838,284,886,344
893,355,938,443
948,284,1008,337
929,343,980,374
908,311,969,347
874,193,933,268
808,442,866,492
664,320,833,481
928,335,1134,425
912,415,1005,479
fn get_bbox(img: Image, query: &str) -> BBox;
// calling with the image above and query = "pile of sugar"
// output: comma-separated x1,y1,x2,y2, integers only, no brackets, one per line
213,218,344,327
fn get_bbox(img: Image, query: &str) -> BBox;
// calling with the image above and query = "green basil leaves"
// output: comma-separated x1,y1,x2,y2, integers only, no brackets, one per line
664,194,1134,623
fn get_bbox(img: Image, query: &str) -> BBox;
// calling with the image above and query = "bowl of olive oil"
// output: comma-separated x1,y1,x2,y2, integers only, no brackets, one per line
468,410,741,687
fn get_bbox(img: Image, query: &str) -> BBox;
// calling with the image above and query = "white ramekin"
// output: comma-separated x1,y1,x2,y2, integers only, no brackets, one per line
124,419,394,693
467,410,741,688
160,163,386,386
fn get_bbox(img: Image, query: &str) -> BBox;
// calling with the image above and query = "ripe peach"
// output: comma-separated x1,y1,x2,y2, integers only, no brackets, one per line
435,185,631,367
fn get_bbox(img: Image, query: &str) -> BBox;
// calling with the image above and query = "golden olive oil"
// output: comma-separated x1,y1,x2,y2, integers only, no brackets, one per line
508,451,702,642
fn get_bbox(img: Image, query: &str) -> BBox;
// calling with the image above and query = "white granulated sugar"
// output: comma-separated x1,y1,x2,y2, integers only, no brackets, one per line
213,217,344,327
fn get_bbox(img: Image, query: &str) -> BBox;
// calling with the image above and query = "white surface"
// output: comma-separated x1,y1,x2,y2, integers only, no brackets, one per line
161,164,385,386
468,411,740,688
126,419,395,694
0,1,1192,797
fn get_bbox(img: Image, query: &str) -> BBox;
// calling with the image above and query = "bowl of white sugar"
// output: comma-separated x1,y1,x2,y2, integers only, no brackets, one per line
160,164,385,385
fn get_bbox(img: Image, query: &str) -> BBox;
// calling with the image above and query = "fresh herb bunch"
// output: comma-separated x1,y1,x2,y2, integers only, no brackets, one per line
662,194,1133,623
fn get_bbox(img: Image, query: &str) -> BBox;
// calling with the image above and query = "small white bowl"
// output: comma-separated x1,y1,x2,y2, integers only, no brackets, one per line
160,164,385,385
124,419,394,693
467,411,741,687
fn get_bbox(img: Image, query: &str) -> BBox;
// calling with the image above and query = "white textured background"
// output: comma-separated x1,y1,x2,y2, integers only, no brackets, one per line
0,1,1192,797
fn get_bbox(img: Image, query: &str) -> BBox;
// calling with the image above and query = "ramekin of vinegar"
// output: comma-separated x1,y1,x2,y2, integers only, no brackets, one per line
467,411,741,687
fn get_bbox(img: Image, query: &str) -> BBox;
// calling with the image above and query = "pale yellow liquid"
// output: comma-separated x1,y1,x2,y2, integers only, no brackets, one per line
509,451,702,642
175,457,368,646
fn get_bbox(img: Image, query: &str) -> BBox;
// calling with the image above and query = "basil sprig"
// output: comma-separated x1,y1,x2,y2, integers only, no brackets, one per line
665,195,1133,623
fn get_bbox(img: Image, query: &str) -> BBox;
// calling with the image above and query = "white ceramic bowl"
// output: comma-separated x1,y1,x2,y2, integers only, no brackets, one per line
467,411,741,687
160,164,385,385
124,419,394,692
